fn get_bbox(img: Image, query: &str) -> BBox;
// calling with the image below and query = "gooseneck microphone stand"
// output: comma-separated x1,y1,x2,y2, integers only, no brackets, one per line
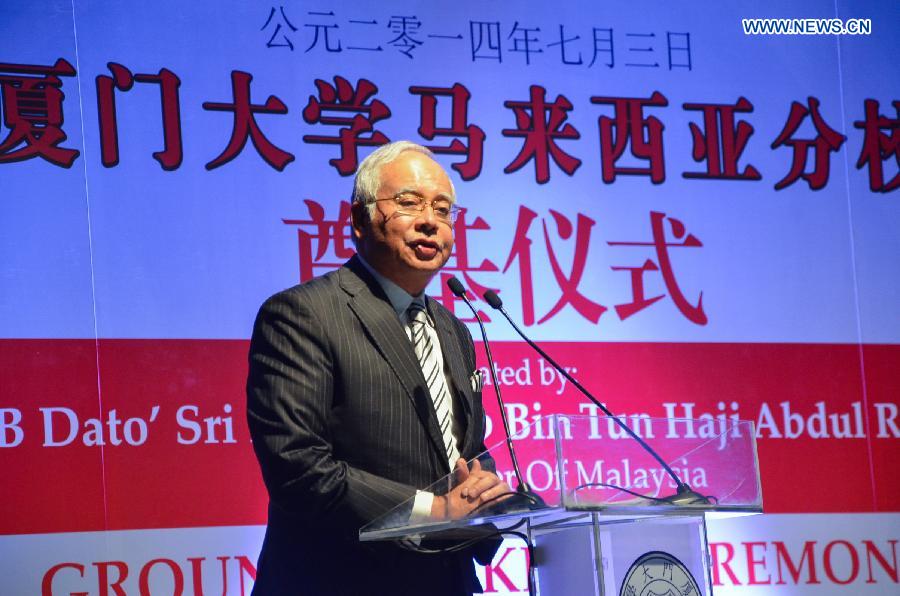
482,289,710,506
447,277,546,514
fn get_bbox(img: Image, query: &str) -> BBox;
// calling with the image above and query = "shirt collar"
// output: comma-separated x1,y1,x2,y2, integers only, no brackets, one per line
356,255,425,319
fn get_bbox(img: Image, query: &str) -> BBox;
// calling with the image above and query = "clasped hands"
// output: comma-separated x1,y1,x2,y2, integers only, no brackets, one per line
430,458,512,520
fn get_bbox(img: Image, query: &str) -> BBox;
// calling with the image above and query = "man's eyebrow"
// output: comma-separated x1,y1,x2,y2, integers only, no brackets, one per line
394,188,424,197
395,188,454,202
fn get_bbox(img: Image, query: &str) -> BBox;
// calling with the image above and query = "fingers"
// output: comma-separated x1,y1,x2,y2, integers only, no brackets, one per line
452,459,507,507
456,458,480,498
479,482,513,505
465,474,499,499
459,471,505,501
454,457,469,483
446,474,512,519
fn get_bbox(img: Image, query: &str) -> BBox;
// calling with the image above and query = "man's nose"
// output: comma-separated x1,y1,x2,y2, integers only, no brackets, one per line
415,204,440,228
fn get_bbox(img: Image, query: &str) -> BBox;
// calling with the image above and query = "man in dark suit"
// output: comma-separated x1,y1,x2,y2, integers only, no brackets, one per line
247,141,509,595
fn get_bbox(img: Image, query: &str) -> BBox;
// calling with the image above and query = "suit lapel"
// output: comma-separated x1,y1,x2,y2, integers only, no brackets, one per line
339,258,449,469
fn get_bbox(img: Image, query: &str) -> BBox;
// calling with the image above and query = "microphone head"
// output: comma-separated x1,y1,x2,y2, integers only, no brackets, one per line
446,276,466,298
483,290,503,309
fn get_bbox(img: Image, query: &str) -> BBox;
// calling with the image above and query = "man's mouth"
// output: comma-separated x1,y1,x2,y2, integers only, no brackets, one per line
409,239,441,259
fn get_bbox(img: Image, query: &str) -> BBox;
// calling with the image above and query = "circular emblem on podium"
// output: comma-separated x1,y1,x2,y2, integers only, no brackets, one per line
619,551,701,596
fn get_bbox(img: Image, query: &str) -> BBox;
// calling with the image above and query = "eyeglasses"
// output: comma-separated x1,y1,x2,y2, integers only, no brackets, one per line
374,193,461,225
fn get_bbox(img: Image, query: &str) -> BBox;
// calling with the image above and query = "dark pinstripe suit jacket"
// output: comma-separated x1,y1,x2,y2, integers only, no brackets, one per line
247,256,495,595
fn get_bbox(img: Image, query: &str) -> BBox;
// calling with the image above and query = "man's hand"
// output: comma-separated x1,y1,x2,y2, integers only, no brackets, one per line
431,458,512,520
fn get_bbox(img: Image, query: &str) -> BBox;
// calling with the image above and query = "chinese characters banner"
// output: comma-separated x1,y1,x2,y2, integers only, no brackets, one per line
0,0,898,594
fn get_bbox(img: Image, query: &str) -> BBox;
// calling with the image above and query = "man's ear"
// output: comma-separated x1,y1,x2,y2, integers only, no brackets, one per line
350,201,369,243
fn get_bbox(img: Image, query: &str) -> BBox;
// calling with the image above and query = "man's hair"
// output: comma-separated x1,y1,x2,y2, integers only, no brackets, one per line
351,141,456,220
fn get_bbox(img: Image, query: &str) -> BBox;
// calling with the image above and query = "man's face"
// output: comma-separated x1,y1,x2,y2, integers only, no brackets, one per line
354,151,455,295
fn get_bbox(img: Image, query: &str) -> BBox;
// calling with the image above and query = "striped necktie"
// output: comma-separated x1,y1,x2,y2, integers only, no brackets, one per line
407,302,459,466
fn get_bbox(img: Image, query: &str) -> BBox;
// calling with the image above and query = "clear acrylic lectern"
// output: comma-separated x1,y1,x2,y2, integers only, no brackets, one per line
360,414,762,595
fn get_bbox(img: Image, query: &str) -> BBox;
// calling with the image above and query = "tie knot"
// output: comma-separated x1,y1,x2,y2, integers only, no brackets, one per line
407,302,430,326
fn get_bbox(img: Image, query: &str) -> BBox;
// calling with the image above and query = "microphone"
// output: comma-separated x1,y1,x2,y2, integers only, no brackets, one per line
482,289,710,506
447,277,546,514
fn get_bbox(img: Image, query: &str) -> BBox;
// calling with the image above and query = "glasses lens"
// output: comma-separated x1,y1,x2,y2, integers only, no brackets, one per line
394,196,456,223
